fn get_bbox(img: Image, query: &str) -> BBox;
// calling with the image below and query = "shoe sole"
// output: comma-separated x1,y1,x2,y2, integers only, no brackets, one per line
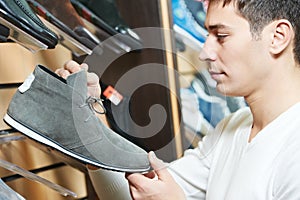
4,113,150,173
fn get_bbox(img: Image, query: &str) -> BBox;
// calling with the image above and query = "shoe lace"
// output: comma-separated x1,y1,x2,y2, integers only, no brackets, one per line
80,96,106,122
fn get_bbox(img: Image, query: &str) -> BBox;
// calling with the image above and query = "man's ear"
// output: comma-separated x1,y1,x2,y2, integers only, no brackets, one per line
270,19,294,55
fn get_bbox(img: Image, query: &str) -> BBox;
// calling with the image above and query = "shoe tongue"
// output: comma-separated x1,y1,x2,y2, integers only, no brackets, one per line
66,69,88,97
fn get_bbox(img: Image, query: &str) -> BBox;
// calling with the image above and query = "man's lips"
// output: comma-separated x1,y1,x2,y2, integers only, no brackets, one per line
208,68,225,74
208,69,226,80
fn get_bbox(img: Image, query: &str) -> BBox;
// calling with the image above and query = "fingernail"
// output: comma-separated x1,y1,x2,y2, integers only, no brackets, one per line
81,63,88,70
149,151,156,159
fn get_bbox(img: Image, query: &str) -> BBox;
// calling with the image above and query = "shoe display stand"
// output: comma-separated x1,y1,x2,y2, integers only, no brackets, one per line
40,18,93,57
176,44,209,147
171,0,210,148
0,16,48,53
173,1,246,147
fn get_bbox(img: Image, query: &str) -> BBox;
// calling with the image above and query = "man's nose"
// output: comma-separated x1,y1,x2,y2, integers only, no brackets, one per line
199,39,217,62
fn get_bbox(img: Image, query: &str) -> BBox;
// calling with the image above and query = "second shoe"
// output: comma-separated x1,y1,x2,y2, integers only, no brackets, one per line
27,0,100,53
71,0,143,51
0,0,58,50
4,65,150,173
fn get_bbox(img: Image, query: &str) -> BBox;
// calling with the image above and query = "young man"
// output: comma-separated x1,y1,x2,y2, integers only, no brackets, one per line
59,0,300,199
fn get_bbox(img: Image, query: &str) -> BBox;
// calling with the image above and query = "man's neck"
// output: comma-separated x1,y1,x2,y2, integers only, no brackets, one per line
245,68,300,142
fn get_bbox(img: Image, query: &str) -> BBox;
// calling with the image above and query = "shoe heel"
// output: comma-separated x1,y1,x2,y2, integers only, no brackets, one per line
0,16,48,52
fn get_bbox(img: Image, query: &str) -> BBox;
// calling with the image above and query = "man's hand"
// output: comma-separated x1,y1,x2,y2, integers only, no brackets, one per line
56,60,108,124
55,60,101,97
126,151,185,200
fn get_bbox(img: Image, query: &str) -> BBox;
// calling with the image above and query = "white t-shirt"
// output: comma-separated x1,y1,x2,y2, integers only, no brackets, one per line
169,103,300,200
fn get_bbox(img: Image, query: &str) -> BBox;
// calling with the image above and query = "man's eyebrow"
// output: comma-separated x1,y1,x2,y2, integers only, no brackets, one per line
206,24,228,31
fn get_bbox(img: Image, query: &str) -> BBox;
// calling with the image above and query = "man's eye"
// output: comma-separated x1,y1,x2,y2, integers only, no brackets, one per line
216,34,228,41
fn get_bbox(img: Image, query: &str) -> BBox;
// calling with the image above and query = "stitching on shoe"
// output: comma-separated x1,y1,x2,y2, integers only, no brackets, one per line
14,0,54,33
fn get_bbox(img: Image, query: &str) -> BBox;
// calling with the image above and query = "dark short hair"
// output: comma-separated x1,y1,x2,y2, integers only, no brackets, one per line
207,0,300,63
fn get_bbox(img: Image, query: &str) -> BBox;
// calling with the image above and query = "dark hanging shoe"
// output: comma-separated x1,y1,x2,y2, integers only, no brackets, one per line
26,0,100,56
0,23,9,42
34,0,86,30
70,0,142,51
4,65,150,173
0,0,58,51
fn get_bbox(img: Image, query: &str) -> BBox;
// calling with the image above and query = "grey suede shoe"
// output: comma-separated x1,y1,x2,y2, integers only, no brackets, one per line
4,65,150,173
0,178,24,200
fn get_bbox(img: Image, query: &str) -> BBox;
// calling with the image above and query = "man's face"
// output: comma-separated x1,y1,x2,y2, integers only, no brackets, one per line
199,2,272,97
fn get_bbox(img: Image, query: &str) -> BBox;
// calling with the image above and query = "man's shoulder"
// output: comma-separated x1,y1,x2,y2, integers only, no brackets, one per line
216,106,252,131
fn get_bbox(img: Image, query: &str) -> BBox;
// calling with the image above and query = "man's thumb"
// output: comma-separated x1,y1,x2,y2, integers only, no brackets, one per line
148,151,171,180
